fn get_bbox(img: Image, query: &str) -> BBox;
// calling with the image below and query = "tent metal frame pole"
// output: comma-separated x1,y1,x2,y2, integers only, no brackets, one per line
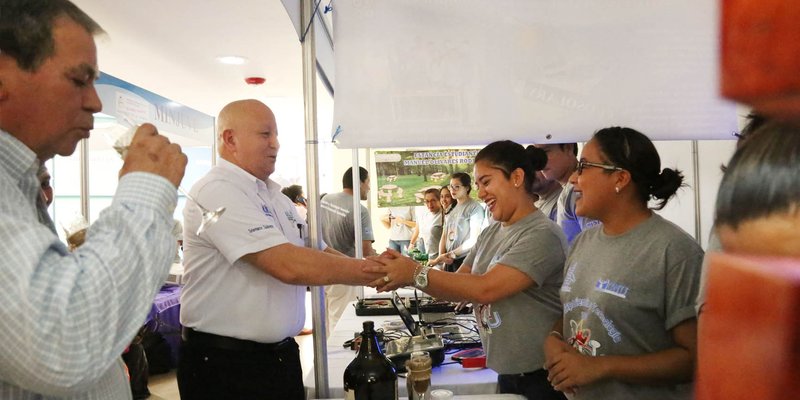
692,140,702,244
352,149,365,299
301,0,330,397
80,139,90,220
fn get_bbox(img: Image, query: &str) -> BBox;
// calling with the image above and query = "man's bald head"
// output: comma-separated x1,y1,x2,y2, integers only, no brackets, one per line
217,99,272,142
217,99,280,180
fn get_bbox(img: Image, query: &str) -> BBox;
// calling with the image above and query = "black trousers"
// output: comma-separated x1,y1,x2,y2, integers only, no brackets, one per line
498,369,567,400
177,330,304,400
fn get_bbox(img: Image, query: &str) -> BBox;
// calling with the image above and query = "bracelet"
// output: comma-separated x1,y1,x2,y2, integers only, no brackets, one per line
412,263,423,281
549,331,563,340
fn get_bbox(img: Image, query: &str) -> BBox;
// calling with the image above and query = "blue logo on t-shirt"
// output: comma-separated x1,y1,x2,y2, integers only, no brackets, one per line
594,279,630,299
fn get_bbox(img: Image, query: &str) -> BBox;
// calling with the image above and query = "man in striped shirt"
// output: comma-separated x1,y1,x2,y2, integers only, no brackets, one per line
0,1,187,398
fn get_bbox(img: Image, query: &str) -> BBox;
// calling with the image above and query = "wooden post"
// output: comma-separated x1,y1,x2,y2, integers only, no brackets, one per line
721,0,800,117
696,253,800,399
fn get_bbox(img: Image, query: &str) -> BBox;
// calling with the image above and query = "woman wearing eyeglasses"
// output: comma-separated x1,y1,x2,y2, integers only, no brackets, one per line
429,172,485,272
543,127,703,400
368,141,568,400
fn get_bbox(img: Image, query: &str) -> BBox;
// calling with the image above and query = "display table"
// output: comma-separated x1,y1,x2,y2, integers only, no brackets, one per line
144,284,182,367
304,301,498,399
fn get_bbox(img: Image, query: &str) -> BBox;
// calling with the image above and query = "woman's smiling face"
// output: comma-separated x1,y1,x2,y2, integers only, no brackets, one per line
440,187,454,209
473,160,526,224
569,140,619,221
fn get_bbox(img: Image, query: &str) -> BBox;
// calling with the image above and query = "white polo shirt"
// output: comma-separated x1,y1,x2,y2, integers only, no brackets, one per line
180,159,315,343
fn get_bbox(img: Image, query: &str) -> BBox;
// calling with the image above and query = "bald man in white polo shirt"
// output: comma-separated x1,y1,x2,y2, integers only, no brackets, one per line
177,99,383,400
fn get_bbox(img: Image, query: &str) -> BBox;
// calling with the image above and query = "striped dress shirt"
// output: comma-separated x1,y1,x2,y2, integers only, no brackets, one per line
0,130,177,399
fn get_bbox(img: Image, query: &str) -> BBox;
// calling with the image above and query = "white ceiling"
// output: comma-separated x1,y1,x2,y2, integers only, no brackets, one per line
74,0,305,117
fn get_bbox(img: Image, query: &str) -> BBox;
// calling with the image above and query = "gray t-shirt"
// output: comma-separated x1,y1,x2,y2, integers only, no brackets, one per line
561,213,703,400
556,182,600,244
463,211,567,374
319,192,374,257
443,198,484,256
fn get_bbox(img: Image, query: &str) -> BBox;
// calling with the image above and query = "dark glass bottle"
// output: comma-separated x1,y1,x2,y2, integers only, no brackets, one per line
343,321,398,400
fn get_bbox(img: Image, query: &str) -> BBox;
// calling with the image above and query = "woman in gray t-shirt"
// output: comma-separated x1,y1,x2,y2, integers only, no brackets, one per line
368,141,568,400
543,127,703,400
430,172,485,272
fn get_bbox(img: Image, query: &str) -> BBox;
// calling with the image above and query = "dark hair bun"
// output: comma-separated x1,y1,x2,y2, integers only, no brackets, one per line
650,168,684,203
525,145,548,171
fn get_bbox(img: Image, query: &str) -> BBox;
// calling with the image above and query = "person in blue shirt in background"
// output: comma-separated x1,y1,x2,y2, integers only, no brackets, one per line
533,143,600,244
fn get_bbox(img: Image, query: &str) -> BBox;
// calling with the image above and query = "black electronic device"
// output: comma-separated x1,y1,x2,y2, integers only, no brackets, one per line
354,298,397,316
391,291,421,335
384,291,446,372
354,295,463,317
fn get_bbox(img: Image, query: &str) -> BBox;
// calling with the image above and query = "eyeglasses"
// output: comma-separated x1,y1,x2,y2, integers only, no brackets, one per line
576,160,625,175
449,184,464,191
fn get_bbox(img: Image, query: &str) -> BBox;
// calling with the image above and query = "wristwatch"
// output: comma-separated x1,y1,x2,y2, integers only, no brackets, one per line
414,265,433,289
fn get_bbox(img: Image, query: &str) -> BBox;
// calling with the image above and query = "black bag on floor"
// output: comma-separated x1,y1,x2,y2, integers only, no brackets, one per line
141,330,172,375
122,341,150,399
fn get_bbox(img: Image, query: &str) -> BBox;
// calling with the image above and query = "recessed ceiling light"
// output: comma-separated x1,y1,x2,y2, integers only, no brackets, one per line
215,55,248,65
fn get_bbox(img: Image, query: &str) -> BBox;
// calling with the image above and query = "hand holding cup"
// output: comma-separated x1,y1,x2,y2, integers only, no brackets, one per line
118,123,187,188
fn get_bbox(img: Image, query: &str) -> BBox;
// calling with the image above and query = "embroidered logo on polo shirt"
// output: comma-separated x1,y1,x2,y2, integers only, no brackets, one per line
248,225,274,233
594,279,630,299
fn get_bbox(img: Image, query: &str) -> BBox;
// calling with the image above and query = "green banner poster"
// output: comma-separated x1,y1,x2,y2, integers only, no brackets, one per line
374,149,479,208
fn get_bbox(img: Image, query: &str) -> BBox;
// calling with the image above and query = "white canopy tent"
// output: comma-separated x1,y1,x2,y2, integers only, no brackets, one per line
332,0,736,147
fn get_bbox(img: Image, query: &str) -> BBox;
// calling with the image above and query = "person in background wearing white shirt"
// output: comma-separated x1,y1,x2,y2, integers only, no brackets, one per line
380,206,416,255
0,1,188,398
171,218,183,264
408,188,444,259
178,99,383,400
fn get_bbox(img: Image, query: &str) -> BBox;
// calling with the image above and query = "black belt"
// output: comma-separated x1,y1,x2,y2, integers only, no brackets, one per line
182,327,294,352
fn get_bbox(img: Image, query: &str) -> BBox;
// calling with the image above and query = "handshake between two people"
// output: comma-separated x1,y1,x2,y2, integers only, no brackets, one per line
362,249,422,292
